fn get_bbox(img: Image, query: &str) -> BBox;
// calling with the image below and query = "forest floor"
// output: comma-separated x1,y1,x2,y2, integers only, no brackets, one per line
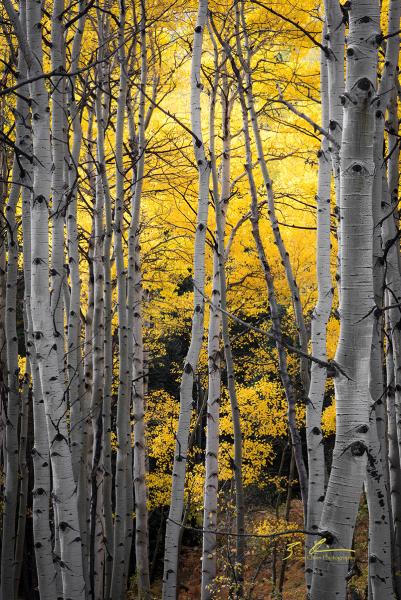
130,499,369,599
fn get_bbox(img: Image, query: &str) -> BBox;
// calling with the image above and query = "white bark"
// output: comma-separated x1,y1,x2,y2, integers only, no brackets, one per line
127,1,151,595
310,1,380,597
238,0,309,396
1,90,23,600
163,1,210,596
201,56,231,600
366,314,395,597
50,0,66,375
23,1,85,596
90,85,106,600
305,25,333,591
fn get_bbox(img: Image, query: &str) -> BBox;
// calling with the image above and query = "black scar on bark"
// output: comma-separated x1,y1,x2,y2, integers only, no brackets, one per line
350,440,366,456
357,77,371,91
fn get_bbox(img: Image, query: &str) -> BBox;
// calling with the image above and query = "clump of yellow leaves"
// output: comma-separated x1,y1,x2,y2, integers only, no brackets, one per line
322,401,336,436
220,378,304,486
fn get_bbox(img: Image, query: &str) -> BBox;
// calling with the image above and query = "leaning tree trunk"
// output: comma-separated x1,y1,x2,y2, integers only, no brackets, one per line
220,5,309,520
310,1,380,597
238,0,310,398
163,0,210,596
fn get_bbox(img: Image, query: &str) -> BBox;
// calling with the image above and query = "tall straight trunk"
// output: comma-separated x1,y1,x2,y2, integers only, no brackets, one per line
102,138,114,600
310,1,380,597
65,0,88,494
367,3,401,593
27,292,57,600
201,54,231,600
66,3,89,586
90,85,106,600
127,1,151,595
383,86,401,589
163,0,210,596
5,0,86,595
0,98,6,472
305,26,333,591
50,0,66,375
17,39,57,593
83,112,96,592
110,1,133,596
386,307,401,587
1,72,25,600
366,313,394,597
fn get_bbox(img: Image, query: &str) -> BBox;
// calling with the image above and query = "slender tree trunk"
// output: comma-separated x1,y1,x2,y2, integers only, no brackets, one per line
90,85,106,600
16,0,86,595
305,26,333,591
110,0,133,594
163,0,210,596
366,314,395,597
201,53,231,600
1,87,24,600
238,0,310,397
50,0,66,376
127,1,151,595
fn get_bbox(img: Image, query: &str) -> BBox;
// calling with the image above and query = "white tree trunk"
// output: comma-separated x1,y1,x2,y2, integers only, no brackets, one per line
201,57,231,600
305,26,333,591
163,1,210,596
310,1,379,597
22,1,85,596
127,1,151,595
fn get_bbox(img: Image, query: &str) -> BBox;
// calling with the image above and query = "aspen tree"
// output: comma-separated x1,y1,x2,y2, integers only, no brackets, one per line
25,224,58,600
201,48,231,600
127,1,151,595
366,2,401,593
238,0,310,397
90,84,106,599
102,111,114,600
1,56,26,600
382,84,401,590
163,0,211,596
50,0,66,375
304,31,332,591
3,0,86,596
218,5,309,518
366,312,395,597
15,9,56,595
13,50,33,592
65,2,90,587
110,1,133,595
310,1,380,597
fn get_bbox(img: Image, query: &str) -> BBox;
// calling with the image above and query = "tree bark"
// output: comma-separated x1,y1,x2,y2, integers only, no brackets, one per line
310,1,380,597
163,0,210,596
